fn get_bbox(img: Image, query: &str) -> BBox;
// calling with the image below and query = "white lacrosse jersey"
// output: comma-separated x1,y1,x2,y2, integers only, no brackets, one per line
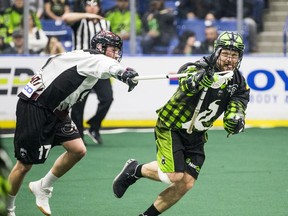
19,49,124,114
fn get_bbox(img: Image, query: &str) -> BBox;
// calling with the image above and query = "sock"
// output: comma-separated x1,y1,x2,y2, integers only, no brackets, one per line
141,204,161,216
41,170,58,188
7,194,16,210
135,164,143,178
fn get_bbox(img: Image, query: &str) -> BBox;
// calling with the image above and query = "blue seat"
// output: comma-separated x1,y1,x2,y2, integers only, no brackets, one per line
177,19,206,42
122,37,142,55
165,0,177,10
41,19,74,51
149,37,179,55
102,0,116,12
41,20,71,36
216,20,250,53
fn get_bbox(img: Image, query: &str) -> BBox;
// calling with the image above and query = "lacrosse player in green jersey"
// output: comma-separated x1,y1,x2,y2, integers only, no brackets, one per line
113,31,250,216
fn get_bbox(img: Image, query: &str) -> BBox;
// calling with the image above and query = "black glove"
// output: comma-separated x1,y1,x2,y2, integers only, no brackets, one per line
117,67,139,92
187,48,222,91
223,101,246,136
203,47,222,70
224,113,245,137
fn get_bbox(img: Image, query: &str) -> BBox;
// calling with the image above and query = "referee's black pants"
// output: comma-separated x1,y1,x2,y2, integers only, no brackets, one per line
71,79,113,138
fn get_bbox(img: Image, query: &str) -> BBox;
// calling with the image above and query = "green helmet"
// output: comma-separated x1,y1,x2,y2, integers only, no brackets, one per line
214,31,245,57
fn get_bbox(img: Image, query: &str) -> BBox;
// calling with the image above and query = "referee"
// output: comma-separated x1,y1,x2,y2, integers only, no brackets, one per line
63,0,111,144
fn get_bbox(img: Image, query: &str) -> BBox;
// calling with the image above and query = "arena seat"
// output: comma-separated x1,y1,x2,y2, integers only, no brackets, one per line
41,19,74,51
102,0,116,12
215,20,250,53
177,19,206,42
122,37,143,55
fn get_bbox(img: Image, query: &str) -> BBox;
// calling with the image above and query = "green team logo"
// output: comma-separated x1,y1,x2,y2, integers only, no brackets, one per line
186,158,201,173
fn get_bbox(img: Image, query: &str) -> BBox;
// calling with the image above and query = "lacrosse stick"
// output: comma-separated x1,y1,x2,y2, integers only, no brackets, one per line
132,71,233,81
186,88,208,134
186,70,234,134
132,73,187,80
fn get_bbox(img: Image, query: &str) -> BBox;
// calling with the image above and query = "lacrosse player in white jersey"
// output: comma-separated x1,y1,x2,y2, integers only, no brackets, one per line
6,30,139,216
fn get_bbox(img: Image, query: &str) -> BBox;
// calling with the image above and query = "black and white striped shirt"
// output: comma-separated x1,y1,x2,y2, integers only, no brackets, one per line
72,19,110,50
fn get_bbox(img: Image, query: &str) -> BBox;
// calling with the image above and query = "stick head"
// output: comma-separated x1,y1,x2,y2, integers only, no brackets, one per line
211,70,234,89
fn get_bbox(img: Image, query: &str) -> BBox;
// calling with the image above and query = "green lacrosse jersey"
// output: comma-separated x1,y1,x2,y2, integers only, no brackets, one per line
156,57,250,131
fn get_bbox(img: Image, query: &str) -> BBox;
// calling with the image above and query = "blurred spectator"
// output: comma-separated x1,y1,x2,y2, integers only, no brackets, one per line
41,36,65,55
172,30,203,55
62,0,109,50
2,29,37,54
136,0,149,18
4,0,42,43
44,0,70,20
214,0,258,52
0,0,10,11
0,9,9,44
0,36,11,53
72,0,85,12
23,11,48,53
105,0,142,40
252,0,265,32
176,0,216,21
199,25,218,54
141,0,176,54
264,0,269,9
29,0,44,18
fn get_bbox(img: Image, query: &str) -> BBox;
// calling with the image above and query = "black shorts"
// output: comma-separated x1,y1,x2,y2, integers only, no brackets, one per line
14,99,81,164
155,119,208,180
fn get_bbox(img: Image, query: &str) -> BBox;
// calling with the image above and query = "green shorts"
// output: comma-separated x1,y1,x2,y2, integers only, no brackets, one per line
155,119,208,179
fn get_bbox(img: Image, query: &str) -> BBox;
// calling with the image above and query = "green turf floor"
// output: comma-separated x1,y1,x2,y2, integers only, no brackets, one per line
2,127,288,216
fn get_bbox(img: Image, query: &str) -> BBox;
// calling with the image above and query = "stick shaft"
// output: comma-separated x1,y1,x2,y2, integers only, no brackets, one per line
132,73,187,80
186,87,208,134
132,71,233,81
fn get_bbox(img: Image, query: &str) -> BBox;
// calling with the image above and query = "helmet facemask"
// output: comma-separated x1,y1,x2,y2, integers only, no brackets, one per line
91,31,123,62
214,31,245,70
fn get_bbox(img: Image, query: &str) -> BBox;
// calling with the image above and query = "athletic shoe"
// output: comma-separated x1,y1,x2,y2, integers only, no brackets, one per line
113,159,138,198
7,206,16,216
87,128,103,144
29,179,53,216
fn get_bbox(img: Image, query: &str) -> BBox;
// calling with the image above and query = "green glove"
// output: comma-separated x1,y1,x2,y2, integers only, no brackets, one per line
223,101,246,137
198,72,218,88
223,113,245,136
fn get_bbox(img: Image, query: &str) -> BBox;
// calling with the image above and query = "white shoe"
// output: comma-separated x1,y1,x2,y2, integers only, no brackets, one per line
7,206,16,216
29,179,53,216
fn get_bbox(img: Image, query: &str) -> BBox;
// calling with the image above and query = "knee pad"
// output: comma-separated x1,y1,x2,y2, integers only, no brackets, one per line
158,168,172,185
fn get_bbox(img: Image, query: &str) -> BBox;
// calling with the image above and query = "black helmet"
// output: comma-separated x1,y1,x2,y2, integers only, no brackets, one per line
214,31,245,58
214,31,245,69
91,30,123,61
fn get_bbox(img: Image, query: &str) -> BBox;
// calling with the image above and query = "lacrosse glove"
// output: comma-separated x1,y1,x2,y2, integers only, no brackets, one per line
223,101,246,136
185,48,222,92
199,47,222,87
117,67,139,92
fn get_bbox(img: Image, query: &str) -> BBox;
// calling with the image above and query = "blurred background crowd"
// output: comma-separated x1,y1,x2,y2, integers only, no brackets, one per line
0,0,274,56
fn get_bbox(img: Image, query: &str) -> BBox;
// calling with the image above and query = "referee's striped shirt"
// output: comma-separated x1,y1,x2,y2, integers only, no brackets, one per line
71,19,110,50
